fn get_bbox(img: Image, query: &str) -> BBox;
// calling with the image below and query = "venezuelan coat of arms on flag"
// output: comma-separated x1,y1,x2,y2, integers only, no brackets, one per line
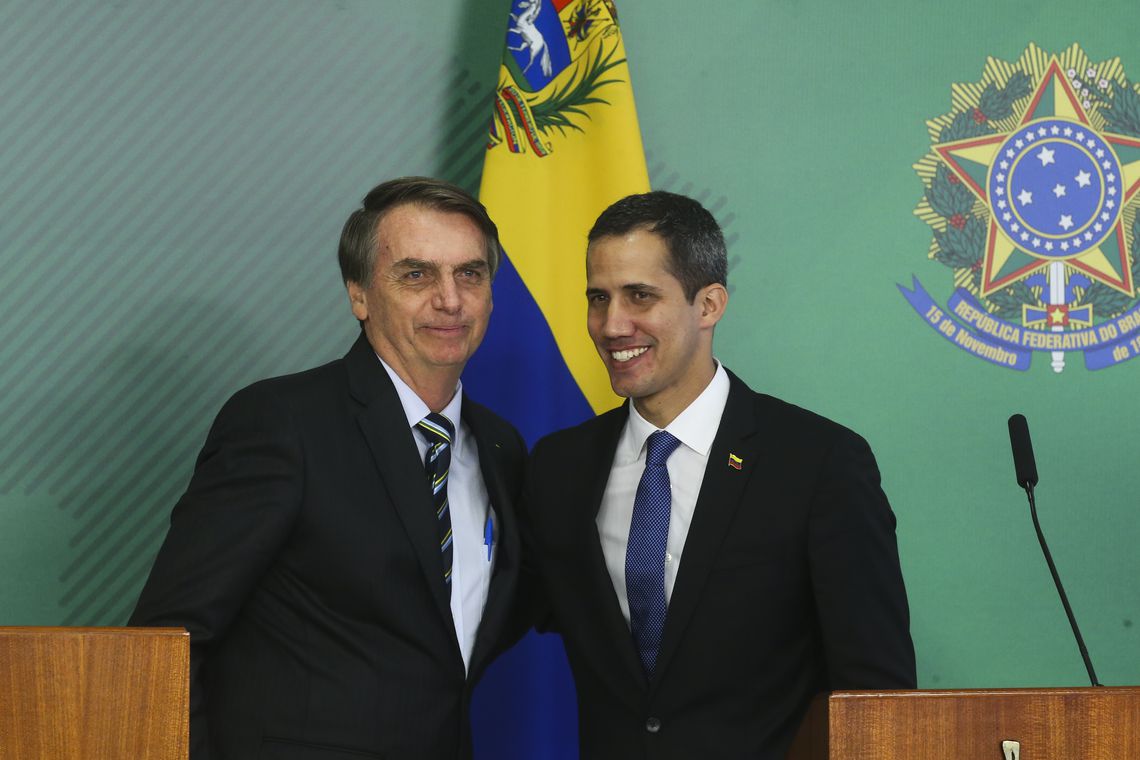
489,0,625,157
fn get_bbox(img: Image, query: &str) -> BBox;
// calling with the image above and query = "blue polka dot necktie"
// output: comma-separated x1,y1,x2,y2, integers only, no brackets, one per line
625,429,682,679
416,413,455,590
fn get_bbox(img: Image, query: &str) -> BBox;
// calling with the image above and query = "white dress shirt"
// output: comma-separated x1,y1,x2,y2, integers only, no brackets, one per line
596,362,731,626
378,357,495,671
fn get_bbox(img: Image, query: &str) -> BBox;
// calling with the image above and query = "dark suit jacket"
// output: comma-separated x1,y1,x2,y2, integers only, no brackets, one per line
130,334,526,760
524,370,916,759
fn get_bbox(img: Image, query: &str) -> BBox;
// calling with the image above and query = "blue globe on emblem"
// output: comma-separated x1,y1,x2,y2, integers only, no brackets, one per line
987,118,1123,259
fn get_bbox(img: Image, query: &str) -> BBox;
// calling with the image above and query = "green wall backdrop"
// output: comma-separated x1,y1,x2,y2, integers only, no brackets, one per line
2,0,1137,698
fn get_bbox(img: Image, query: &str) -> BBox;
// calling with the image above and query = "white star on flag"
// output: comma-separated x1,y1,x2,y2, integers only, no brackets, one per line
1059,214,1074,230
1037,147,1056,166
1053,183,1067,198
1017,189,1033,205
1075,170,1092,188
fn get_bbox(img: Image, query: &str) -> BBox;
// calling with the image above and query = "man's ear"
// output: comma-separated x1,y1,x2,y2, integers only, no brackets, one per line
697,283,728,328
347,281,369,322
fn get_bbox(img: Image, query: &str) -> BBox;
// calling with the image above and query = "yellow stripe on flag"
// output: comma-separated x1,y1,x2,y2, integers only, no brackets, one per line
480,1,649,414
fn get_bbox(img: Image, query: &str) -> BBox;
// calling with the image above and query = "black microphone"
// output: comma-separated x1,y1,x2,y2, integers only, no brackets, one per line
1006,414,1100,687
1007,414,1038,489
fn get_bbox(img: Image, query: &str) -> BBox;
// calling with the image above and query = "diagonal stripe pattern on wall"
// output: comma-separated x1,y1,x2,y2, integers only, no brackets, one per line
0,1,500,626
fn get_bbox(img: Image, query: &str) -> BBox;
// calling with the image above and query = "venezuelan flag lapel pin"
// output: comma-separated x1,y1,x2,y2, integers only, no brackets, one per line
727,453,743,470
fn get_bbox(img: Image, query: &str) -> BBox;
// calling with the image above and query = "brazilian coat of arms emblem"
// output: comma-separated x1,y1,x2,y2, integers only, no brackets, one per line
901,43,1140,371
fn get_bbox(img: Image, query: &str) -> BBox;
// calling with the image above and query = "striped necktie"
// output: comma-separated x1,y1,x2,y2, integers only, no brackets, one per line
625,429,682,679
416,413,455,589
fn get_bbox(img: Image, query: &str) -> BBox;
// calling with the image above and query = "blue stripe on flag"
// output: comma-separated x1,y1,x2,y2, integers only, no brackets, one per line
462,250,595,447
462,249,591,758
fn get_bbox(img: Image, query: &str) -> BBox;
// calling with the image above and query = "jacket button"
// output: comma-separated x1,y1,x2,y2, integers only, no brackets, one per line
645,717,662,733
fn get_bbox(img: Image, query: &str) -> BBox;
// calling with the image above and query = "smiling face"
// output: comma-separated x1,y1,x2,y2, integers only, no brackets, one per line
347,203,492,406
586,228,727,427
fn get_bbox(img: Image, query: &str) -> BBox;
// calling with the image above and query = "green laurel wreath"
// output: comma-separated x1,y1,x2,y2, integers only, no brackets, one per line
926,72,1140,320
940,72,1033,143
1099,78,1140,136
1078,219,1140,317
529,36,625,137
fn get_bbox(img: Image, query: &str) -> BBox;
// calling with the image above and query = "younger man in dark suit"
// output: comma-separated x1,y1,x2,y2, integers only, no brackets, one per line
130,177,526,760
524,191,916,758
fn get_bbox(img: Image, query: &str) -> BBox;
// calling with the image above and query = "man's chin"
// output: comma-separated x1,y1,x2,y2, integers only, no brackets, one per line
605,376,643,401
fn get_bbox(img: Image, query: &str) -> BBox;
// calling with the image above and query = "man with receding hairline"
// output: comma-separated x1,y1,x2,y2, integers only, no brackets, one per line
131,177,526,760
523,190,916,758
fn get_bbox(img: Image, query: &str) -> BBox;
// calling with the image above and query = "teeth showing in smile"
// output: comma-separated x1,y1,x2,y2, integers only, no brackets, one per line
611,347,648,363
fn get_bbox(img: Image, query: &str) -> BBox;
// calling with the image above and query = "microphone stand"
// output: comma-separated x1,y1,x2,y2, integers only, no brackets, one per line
1021,481,1101,687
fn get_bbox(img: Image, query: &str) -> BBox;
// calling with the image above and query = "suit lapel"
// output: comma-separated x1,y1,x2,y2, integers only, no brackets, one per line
580,405,652,690
653,373,762,684
465,401,518,674
346,335,455,629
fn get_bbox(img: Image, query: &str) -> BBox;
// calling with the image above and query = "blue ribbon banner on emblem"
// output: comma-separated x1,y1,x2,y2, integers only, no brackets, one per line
900,277,1140,370
1082,301,1140,368
898,278,1032,370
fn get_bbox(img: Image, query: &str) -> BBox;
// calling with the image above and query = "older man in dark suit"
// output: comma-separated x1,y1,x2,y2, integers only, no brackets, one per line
130,177,526,760
523,191,916,759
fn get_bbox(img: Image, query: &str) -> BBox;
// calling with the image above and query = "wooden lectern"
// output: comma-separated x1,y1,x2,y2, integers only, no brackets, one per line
0,627,189,760
786,686,1140,759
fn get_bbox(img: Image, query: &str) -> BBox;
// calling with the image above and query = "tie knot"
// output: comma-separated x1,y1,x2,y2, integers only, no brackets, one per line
645,430,681,466
417,413,454,446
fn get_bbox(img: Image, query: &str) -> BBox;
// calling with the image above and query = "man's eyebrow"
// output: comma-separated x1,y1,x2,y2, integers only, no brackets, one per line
585,282,662,297
391,258,488,272
391,258,438,271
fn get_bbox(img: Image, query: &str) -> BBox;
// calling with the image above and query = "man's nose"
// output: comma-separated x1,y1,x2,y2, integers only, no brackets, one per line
598,302,633,338
433,277,462,312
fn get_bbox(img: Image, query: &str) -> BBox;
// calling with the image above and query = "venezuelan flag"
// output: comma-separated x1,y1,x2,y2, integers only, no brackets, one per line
461,1,649,756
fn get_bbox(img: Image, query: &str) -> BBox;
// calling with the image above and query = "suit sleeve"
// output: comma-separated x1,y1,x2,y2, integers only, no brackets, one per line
514,437,558,636
128,384,304,758
487,420,543,656
807,429,917,689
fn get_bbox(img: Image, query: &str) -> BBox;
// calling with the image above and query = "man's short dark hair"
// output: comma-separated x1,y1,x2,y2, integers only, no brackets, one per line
587,190,727,302
338,177,502,286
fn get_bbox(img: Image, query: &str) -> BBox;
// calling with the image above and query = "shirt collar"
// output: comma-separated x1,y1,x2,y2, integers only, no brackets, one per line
376,354,464,454
623,361,730,461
